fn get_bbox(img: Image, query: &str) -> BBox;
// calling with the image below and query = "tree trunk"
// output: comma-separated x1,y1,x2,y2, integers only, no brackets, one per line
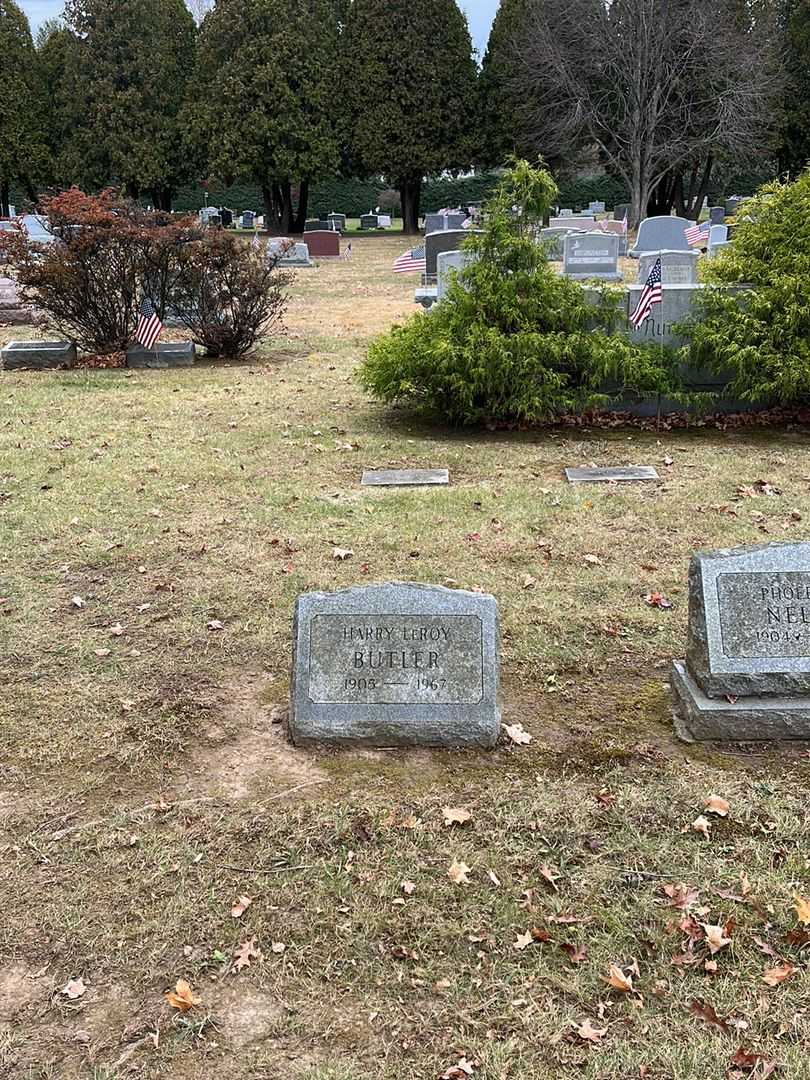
0,180,8,217
293,179,309,233
399,176,422,235
262,184,275,231
280,182,294,233
678,156,713,220
647,173,677,217
151,186,173,212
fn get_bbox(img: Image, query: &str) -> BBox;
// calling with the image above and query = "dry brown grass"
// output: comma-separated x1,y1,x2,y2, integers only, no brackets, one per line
2,237,810,1079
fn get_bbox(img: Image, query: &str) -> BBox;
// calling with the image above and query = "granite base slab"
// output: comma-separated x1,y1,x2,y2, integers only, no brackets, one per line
672,661,810,741
362,469,449,487
126,342,195,368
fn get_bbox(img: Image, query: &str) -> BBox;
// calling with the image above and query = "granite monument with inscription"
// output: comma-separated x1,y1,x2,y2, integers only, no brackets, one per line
672,542,810,741
289,583,500,747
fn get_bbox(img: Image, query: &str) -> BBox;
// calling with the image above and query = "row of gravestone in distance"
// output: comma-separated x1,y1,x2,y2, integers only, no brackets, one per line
288,541,810,747
0,341,196,371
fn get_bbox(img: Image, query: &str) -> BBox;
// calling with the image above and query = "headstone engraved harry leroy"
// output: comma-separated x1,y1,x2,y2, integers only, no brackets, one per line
290,583,500,746
672,542,810,741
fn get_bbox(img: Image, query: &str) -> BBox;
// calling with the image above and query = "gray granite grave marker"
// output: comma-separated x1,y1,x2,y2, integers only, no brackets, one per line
638,249,699,285
565,466,660,483
289,582,500,746
1,340,77,371
563,231,621,281
629,215,692,257
126,341,195,369
362,469,449,487
673,542,810,740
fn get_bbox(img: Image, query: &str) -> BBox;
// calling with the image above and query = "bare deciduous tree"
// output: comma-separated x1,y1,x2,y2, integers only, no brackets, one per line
511,0,782,225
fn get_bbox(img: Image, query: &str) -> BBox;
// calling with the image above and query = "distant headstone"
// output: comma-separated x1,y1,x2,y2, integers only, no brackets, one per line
1,340,77,371
289,582,500,747
304,219,330,232
673,542,810,741
709,206,725,226
563,231,621,281
424,229,476,278
437,250,476,300
613,203,631,221
305,230,340,257
628,215,692,257
724,196,747,217
638,249,699,285
565,466,659,483
269,239,313,267
549,215,596,231
359,214,379,230
327,213,347,231
558,208,574,216
588,200,606,213
707,224,729,258
126,341,195,369
240,211,255,229
362,469,449,487
377,214,392,228
540,226,578,259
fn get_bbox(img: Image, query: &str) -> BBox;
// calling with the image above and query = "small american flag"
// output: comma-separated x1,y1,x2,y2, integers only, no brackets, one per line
344,242,353,260
629,257,663,329
393,245,426,273
136,297,163,350
684,221,710,247
251,230,261,250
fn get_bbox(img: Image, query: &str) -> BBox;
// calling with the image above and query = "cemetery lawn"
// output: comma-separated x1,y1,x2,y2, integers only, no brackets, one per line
3,236,810,1080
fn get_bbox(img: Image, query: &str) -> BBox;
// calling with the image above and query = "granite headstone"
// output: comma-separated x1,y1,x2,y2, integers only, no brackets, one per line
289,583,500,747
629,215,692,257
673,542,810,740
638,249,699,285
563,232,621,280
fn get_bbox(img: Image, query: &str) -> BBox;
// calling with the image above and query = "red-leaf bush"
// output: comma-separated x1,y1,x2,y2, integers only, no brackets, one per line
1,188,290,358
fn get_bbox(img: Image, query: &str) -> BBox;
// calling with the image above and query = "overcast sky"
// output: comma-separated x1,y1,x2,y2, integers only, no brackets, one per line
20,0,500,55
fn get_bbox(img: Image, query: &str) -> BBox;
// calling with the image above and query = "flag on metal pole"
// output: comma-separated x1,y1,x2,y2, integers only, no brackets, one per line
135,297,163,350
393,245,426,273
684,222,710,247
251,230,260,250
629,258,663,328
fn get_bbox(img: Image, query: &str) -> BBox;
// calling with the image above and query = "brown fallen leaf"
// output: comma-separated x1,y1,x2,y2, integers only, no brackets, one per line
604,963,633,993
753,936,779,959
539,863,558,891
442,806,472,827
165,979,201,1012
448,859,471,886
702,922,733,955
233,937,262,972
662,882,700,910
574,1018,607,1043
692,815,712,839
793,894,810,925
705,794,730,817
730,1047,779,1075
645,591,673,609
688,999,729,1032
561,942,588,964
231,894,253,919
502,722,532,745
61,977,87,999
531,926,552,942
440,1057,476,1079
762,963,794,987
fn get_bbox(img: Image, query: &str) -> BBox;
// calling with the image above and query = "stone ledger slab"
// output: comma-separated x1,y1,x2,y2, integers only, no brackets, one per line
362,469,449,487
565,466,660,483
126,342,195,369
1,340,77,370
684,542,810,697
289,583,500,747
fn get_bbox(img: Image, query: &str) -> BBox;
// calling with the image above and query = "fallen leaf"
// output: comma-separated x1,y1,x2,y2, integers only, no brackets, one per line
442,807,472,827
332,546,354,560
440,1057,476,1079
705,794,730,817
702,922,733,955
61,977,86,999
513,931,534,951
574,1018,607,1044
663,882,700,910
604,963,633,993
271,942,286,954
502,722,532,745
233,937,262,972
487,869,501,887
538,862,559,891
207,619,225,631
730,1047,779,1075
531,926,552,942
522,574,537,589
448,859,471,886
793,894,810,925
401,880,416,895
692,815,712,839
165,979,201,1012
645,591,673,609
688,999,729,1032
94,648,111,658
583,553,602,566
753,936,779,959
109,623,124,636
762,963,794,987
71,596,85,608
561,942,588,964
231,894,253,919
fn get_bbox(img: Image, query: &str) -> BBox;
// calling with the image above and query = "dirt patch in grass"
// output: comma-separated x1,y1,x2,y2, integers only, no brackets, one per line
176,674,329,802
